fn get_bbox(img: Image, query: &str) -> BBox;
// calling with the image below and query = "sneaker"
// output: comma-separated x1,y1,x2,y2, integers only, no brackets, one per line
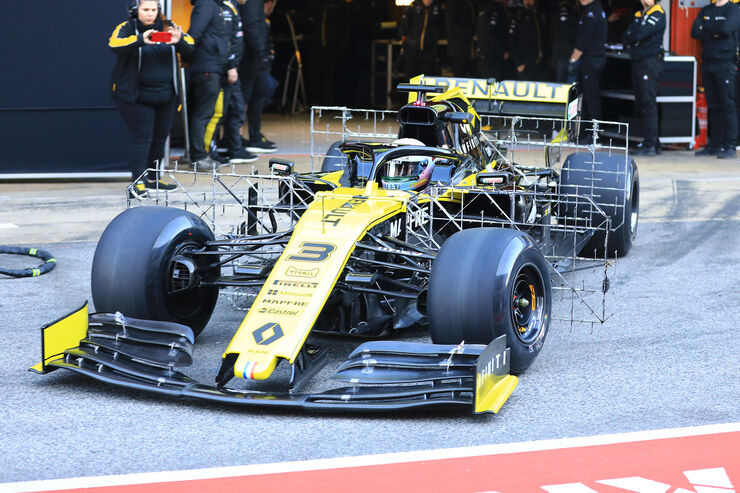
262,136,278,148
241,136,276,149
212,153,233,167
192,156,221,171
717,147,737,159
695,147,719,156
144,178,177,191
246,136,278,154
227,149,259,164
128,180,148,199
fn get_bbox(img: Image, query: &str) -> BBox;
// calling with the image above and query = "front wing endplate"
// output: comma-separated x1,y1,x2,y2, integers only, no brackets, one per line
30,305,518,415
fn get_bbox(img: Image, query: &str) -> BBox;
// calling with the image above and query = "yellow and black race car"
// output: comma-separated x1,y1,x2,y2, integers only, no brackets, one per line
31,78,639,415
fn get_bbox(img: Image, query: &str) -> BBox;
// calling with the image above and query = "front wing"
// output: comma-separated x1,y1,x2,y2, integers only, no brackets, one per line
30,303,518,415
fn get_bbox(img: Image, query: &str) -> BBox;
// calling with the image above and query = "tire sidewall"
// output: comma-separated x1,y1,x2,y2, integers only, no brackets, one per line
491,241,552,373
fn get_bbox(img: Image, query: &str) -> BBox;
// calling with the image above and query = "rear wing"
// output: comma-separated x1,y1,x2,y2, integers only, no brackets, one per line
408,75,581,121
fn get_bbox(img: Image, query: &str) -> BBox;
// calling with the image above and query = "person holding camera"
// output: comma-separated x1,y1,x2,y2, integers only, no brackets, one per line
623,0,665,156
109,0,194,196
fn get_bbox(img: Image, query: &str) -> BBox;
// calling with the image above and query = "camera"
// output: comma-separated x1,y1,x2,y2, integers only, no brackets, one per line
151,31,172,43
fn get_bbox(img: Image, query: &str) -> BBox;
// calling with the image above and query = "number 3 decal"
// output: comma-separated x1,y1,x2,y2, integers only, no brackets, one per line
288,242,336,262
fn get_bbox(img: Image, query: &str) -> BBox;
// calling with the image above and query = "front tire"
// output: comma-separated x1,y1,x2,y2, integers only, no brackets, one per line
428,228,551,374
91,207,219,337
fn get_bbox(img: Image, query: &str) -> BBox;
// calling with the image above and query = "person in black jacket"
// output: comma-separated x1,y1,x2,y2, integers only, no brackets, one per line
240,0,278,153
508,0,546,81
623,0,665,155
476,0,509,80
549,0,578,82
187,0,242,169
568,0,607,122
304,0,352,106
446,0,475,77
109,0,194,196
400,0,444,77
217,0,257,163
692,0,740,158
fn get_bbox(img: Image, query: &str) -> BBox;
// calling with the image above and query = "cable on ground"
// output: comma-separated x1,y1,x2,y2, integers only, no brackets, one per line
0,246,57,278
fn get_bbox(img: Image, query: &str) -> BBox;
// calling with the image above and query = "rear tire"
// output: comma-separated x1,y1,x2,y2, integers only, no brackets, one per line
428,228,551,374
91,207,219,337
558,152,639,258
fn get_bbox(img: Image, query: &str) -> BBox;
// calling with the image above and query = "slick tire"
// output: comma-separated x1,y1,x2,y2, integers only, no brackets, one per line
91,207,219,337
428,228,551,374
558,151,639,258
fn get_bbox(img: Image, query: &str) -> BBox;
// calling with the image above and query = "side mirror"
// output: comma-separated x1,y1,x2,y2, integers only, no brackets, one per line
476,172,511,187
269,159,294,176
439,112,474,124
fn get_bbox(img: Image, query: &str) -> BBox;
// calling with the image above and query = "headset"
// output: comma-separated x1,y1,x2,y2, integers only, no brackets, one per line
129,0,162,19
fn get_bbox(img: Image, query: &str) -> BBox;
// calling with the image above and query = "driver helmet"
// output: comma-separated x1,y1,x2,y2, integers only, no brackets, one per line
381,156,434,191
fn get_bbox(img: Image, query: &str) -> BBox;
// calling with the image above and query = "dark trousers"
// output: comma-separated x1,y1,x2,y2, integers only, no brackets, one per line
308,45,339,106
404,51,439,80
702,60,737,150
449,46,473,77
116,97,176,180
580,56,605,121
631,55,663,148
515,60,543,81
224,81,245,154
477,53,504,80
554,56,570,83
241,66,270,142
189,72,225,160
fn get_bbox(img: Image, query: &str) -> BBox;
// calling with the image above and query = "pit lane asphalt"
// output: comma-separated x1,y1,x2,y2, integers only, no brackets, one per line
1,128,739,482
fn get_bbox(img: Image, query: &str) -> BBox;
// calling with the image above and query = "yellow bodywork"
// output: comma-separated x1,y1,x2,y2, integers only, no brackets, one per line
30,302,88,374
476,374,519,414
224,186,409,380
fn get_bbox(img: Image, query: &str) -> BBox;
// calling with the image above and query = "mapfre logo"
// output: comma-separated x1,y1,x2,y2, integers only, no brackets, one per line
540,467,735,493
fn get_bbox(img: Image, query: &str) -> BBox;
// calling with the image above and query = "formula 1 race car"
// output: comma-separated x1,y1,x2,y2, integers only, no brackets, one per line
31,78,639,415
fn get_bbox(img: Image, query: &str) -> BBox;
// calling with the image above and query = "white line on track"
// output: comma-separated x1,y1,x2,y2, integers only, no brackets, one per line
641,217,740,223
0,195,125,203
0,223,18,229
0,422,737,493
641,176,740,184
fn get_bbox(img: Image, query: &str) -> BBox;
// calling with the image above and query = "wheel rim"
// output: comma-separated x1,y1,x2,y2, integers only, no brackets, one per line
166,243,212,320
629,178,639,238
510,263,547,344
